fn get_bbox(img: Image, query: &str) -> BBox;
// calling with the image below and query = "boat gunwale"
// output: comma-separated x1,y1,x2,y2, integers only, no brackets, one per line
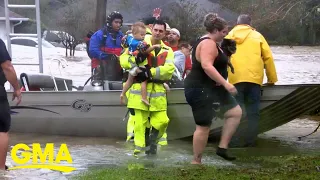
6,84,320,94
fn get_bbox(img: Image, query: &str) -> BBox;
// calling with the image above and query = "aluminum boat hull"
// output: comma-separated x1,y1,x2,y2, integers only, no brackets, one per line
7,84,320,140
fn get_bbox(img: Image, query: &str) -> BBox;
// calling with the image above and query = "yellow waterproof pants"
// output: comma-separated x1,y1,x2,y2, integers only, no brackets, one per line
126,115,135,141
126,114,168,145
131,109,169,154
158,130,168,146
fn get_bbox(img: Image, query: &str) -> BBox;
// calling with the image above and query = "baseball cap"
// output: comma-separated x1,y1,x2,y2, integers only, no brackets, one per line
170,28,180,37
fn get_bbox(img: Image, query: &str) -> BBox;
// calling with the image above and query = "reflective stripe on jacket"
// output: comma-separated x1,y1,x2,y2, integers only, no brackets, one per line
119,35,175,111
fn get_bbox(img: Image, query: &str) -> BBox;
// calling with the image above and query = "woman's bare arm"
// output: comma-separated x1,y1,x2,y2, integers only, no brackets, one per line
199,40,228,86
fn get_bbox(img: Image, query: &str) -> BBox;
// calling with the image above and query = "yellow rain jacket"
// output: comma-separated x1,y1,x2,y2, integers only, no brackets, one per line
120,35,175,111
225,25,278,85
121,35,174,154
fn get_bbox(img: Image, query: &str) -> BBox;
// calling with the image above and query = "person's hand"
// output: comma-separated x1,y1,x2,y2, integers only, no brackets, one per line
135,53,147,64
163,83,170,92
153,8,162,19
126,30,132,35
223,82,237,96
153,44,161,49
12,89,22,106
135,66,143,73
121,35,127,41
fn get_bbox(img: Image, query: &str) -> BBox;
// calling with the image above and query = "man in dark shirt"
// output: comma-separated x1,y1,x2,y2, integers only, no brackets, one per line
0,38,21,170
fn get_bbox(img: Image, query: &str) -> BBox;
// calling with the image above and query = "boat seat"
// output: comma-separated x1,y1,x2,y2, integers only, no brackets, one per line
19,73,73,91
168,80,184,88
108,81,123,90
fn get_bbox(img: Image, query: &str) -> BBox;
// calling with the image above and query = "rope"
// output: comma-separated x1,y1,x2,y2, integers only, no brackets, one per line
297,123,320,140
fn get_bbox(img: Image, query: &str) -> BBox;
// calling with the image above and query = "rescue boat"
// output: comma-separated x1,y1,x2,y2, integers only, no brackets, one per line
7,72,320,140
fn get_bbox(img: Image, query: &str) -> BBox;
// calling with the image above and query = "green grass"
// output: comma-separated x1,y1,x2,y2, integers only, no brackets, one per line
74,154,320,180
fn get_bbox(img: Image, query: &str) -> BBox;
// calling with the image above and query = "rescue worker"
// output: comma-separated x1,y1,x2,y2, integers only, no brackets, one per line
120,19,175,155
125,18,169,147
125,16,157,142
89,11,124,84
226,14,278,147
142,17,156,35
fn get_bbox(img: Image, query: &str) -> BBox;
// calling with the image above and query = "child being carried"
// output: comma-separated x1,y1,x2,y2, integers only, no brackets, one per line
120,22,169,106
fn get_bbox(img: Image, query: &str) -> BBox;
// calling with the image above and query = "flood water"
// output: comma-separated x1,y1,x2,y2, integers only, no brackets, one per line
1,45,319,179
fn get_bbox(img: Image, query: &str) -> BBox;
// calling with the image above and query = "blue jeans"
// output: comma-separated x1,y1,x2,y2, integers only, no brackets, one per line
233,82,261,145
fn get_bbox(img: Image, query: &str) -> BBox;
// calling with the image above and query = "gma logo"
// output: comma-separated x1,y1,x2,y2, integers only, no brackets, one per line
9,143,76,173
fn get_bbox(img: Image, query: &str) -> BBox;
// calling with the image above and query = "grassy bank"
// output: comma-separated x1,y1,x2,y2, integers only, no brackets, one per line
75,154,320,180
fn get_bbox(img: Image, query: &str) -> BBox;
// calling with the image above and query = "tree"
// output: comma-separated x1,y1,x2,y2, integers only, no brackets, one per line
219,0,320,45
55,0,95,56
166,0,207,42
95,0,107,30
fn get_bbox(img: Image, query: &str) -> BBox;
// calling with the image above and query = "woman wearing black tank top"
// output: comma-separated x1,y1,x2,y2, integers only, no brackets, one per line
184,13,242,164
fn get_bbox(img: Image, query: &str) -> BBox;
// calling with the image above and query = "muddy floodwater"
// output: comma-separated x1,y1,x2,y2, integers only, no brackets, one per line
1,45,319,179
2,118,319,180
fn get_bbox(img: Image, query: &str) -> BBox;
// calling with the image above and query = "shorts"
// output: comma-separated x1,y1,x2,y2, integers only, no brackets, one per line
184,87,238,127
0,86,10,132
129,66,146,77
129,66,139,76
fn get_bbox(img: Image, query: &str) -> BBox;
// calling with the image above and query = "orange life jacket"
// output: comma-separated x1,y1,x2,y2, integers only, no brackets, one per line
147,50,168,67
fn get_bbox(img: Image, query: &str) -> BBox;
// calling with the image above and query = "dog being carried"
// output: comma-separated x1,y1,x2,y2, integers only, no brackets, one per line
221,38,236,74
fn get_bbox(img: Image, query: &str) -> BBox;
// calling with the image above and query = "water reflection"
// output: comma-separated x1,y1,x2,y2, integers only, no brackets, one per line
2,118,318,179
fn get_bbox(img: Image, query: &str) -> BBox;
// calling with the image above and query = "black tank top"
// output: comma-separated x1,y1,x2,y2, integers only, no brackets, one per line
184,37,229,88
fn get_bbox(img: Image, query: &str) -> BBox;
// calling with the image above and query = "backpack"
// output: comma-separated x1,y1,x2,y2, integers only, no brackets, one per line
86,28,108,58
85,31,94,58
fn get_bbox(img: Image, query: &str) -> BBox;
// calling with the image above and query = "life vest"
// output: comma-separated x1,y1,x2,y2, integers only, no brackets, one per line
91,48,122,69
90,28,124,81
90,28,123,69
147,49,168,67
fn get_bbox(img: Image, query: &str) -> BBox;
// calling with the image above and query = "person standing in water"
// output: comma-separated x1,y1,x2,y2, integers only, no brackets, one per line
0,38,22,170
120,19,175,156
184,13,242,164
226,14,278,147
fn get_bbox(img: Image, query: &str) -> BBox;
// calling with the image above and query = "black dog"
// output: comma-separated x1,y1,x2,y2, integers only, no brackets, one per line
221,38,236,74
